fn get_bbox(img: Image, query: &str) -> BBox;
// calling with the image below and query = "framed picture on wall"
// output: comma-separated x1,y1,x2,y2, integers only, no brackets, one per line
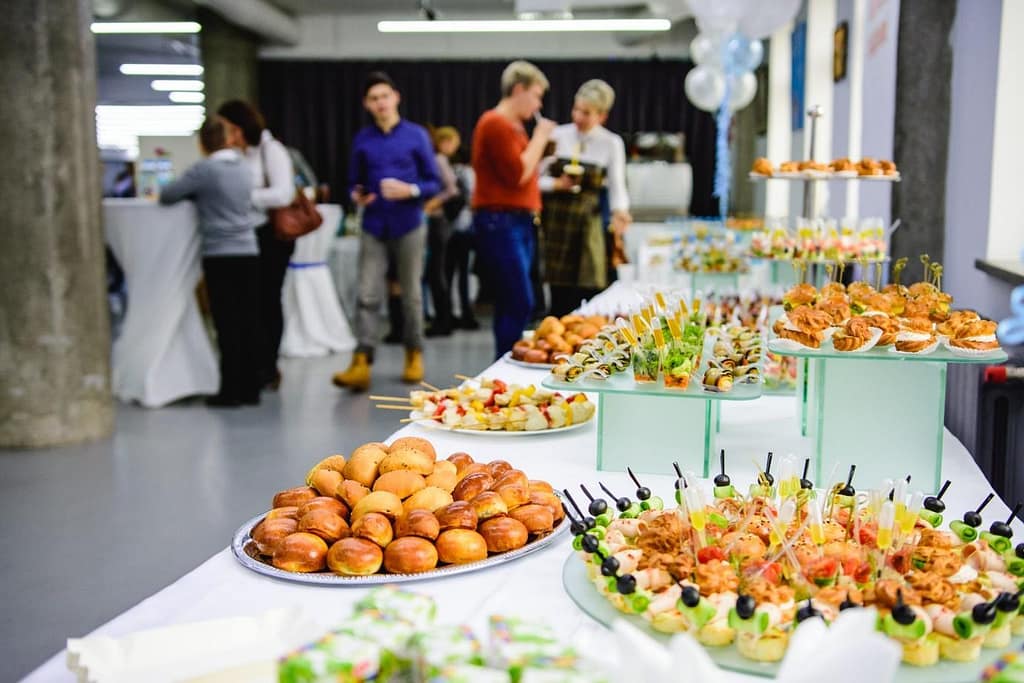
834,21,849,83
791,21,806,131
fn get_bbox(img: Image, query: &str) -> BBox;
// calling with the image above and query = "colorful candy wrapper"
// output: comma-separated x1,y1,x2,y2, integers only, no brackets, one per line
412,624,485,680
278,632,381,683
489,616,578,676
355,586,437,630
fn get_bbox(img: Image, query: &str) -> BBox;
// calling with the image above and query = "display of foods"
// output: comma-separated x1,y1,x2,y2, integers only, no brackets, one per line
510,314,611,365
565,458,1024,668
375,377,596,432
243,438,566,579
769,258,1004,356
748,218,887,262
279,586,608,682
550,325,631,383
704,325,762,391
677,240,749,274
751,157,899,179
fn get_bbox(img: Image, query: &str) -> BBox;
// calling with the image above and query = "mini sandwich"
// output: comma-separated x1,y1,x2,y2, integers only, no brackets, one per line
948,320,999,351
894,318,936,353
832,317,876,352
936,310,980,338
783,283,818,311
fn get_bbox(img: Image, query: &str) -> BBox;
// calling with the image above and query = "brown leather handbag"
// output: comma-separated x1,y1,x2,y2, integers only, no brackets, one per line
261,142,323,241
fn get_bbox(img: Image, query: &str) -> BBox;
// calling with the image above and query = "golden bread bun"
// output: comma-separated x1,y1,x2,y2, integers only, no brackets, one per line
495,483,531,510
529,480,554,494
479,517,529,553
510,504,555,534
389,437,436,460
309,468,343,498
297,509,349,544
305,454,347,485
486,460,514,478
403,486,454,514
337,480,370,508
424,460,458,492
373,470,427,499
298,497,348,520
350,490,404,522
471,491,509,520
384,536,439,574
327,537,383,576
253,517,298,556
435,528,488,564
343,443,388,487
350,511,394,547
379,447,435,476
272,486,319,510
453,472,494,501
494,469,529,490
455,462,489,483
435,500,479,531
528,490,566,523
446,452,475,474
272,532,328,572
394,509,441,541
265,506,300,521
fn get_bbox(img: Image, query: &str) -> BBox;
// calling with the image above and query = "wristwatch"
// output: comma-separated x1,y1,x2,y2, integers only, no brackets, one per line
409,184,421,198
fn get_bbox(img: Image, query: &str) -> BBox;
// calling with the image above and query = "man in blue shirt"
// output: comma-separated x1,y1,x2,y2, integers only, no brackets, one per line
333,72,441,391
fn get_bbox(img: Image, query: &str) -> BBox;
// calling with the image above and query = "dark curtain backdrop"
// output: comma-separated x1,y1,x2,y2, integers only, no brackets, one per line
258,58,717,215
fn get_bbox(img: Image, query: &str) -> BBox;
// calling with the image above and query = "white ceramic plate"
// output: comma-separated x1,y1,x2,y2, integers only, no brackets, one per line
501,351,557,371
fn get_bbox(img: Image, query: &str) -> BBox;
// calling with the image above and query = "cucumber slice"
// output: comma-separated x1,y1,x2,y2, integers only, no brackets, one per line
918,510,943,528
950,521,979,543
953,611,991,639
981,532,1012,554
882,614,926,640
678,597,717,629
1005,555,1024,577
709,512,730,529
714,485,736,500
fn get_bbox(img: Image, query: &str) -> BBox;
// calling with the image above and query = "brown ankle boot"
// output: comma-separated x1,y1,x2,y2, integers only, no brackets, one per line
332,352,371,391
401,349,424,383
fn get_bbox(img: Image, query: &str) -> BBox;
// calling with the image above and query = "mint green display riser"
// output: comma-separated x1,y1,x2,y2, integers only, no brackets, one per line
690,272,741,300
811,358,946,491
796,358,820,438
596,393,717,477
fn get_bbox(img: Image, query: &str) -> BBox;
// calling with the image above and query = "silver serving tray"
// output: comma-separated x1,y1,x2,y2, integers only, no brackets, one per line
231,512,569,586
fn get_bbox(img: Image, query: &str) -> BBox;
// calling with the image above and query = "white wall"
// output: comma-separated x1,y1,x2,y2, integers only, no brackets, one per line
260,12,691,60
944,0,1013,321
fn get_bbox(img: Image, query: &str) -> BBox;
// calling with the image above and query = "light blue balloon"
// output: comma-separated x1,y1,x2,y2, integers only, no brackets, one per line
997,285,1024,346
724,34,764,73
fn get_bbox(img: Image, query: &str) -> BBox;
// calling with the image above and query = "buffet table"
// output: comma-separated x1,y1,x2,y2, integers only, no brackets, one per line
24,284,1022,682
103,198,218,407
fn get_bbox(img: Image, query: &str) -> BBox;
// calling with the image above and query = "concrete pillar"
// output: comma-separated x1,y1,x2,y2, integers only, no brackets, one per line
0,0,114,447
199,7,260,113
891,0,955,263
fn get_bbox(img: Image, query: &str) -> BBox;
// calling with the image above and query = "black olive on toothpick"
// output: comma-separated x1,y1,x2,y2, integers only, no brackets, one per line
601,556,620,577
795,599,822,623
924,480,951,514
627,466,651,501
763,452,775,486
891,589,916,626
714,449,731,488
616,574,637,595
580,534,600,554
838,465,857,497
562,489,596,530
997,590,1024,614
580,484,608,517
964,493,994,528
1016,543,1024,560
991,503,1022,539
735,594,756,620
599,482,632,513
800,458,813,490
972,600,998,626
680,584,701,608
839,592,859,611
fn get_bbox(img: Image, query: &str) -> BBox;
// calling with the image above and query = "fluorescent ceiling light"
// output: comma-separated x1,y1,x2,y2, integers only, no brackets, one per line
120,64,204,76
377,18,672,32
91,21,201,34
168,91,205,103
151,80,204,91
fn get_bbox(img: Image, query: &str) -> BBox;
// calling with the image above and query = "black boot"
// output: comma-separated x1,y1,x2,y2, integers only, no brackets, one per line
382,295,404,344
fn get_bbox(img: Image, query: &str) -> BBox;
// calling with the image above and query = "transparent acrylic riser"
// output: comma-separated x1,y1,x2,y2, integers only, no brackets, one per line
690,272,741,299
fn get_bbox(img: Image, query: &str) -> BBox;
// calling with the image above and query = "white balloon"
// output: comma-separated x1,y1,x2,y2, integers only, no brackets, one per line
685,66,726,113
727,71,758,111
689,32,725,67
689,0,751,34
738,0,801,39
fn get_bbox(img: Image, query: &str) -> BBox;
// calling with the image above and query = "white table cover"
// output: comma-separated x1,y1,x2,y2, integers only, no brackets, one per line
103,198,218,408
279,204,356,357
25,281,1018,682
328,234,360,329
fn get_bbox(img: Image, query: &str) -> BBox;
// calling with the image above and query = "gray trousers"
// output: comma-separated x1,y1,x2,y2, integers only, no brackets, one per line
356,225,426,355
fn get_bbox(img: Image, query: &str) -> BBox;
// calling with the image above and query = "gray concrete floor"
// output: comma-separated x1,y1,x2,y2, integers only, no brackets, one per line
0,331,495,682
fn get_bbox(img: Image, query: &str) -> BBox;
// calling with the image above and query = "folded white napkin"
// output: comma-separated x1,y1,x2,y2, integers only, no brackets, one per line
775,608,900,683
66,607,322,683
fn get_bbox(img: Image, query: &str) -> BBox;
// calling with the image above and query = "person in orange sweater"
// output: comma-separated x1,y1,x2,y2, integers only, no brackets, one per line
471,60,556,358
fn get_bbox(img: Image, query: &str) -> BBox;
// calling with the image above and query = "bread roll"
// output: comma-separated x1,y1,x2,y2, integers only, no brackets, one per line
479,517,529,553
403,486,454,514
265,506,299,521
394,510,440,541
379,447,435,476
435,529,488,564
486,460,514,478
305,454,347,486
529,480,554,494
350,491,404,522
523,348,549,364
495,483,530,510
384,537,438,574
327,537,383,576
350,511,394,548
435,500,479,531
297,509,349,544
309,469,343,498
424,460,457,492
272,486,318,510
493,469,528,490
528,490,565,523
509,504,554,534
343,443,388,487
446,452,475,474
338,480,371,508
453,472,494,502
373,470,426,499
253,517,298,556
471,491,508,521
388,436,436,461
455,462,489,483
298,497,348,520
272,532,328,572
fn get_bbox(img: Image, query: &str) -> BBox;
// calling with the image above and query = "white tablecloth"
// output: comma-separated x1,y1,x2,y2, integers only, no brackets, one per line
25,282,1017,682
103,198,218,408
328,234,360,327
279,204,356,357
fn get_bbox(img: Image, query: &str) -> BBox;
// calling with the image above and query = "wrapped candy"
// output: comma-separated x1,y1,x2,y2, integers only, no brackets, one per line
355,586,436,630
412,624,486,680
278,632,381,683
489,616,578,672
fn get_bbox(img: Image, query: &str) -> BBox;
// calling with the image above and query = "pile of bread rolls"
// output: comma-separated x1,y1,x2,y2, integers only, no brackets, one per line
251,437,565,577
511,314,610,365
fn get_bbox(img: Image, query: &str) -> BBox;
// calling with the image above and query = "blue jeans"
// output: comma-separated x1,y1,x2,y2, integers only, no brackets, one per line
473,209,536,359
